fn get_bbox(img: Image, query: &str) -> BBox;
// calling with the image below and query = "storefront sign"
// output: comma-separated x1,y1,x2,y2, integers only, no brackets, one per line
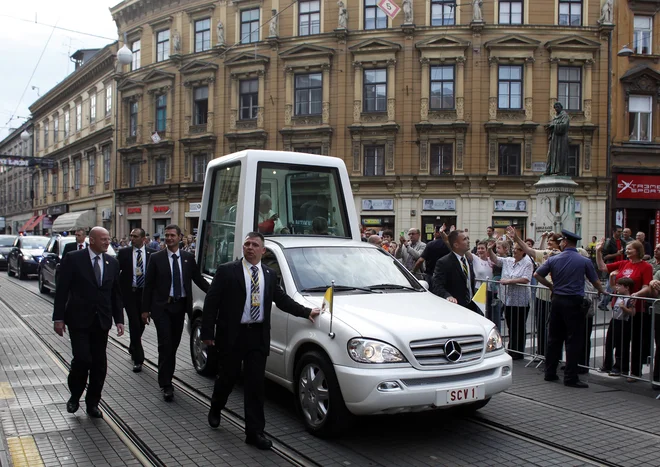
153,206,170,213
127,207,142,215
616,174,660,199
189,202,202,212
362,199,393,211
532,162,547,173
494,200,527,212
656,210,660,246
362,218,382,226
42,217,53,229
422,199,456,211
47,204,68,216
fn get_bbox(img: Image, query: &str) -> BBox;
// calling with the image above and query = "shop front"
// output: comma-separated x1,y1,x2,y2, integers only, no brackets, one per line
45,204,68,235
613,173,660,246
492,198,528,239
184,202,202,236
359,198,395,235
421,198,457,243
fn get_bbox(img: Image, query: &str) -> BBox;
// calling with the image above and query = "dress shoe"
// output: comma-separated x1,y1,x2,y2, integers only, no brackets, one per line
245,433,272,450
87,406,103,418
132,363,142,373
66,399,79,413
163,386,174,402
544,374,559,382
208,408,221,428
564,380,589,388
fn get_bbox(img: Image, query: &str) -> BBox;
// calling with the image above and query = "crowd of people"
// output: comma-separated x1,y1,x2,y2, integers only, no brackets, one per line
110,232,197,255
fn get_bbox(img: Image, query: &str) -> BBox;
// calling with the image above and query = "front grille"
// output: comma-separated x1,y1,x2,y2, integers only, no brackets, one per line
409,335,484,366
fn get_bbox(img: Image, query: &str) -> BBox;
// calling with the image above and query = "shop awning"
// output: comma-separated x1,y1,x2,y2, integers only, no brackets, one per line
52,210,96,233
18,215,39,232
23,214,46,232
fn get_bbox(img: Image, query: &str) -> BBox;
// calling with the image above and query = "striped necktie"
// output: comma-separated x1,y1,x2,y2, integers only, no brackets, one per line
135,249,144,288
250,265,260,321
461,256,469,277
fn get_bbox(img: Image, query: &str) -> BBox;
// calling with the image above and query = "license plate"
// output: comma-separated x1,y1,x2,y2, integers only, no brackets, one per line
440,385,485,406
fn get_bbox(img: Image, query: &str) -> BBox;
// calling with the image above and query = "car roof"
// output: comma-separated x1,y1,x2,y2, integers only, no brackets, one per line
0,235,17,239
265,236,375,250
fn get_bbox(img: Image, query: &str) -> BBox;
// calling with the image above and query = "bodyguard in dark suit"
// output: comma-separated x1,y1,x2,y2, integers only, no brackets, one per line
62,228,88,256
201,232,320,450
432,230,483,315
117,228,156,372
53,226,124,418
142,224,209,401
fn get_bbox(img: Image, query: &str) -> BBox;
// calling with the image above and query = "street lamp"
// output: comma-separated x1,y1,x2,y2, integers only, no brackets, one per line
617,45,634,57
117,44,133,65
20,130,30,142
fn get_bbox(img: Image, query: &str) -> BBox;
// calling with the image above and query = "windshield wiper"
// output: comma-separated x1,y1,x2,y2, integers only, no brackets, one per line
301,285,381,294
366,284,419,291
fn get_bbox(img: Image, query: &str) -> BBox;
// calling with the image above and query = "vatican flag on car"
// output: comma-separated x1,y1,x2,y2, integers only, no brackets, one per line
472,282,487,306
322,286,333,315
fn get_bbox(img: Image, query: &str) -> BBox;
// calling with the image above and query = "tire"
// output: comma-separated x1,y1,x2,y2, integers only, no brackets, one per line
190,316,217,376
18,261,27,280
7,261,15,277
38,270,49,294
294,350,352,437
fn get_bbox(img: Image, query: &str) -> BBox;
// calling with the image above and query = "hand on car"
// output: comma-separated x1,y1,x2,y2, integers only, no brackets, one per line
447,297,458,304
308,308,321,322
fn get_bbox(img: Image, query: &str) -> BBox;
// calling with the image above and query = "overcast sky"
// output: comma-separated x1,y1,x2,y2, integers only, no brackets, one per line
0,1,119,140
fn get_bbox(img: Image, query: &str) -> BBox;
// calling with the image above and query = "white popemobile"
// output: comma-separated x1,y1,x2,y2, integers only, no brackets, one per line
187,150,512,436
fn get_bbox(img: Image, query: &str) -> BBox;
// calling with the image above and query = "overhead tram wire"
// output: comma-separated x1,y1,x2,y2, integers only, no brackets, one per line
0,14,116,41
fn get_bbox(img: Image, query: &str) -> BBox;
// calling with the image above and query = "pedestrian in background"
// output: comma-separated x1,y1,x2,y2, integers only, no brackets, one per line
601,277,636,376
53,226,124,418
62,228,87,256
415,225,450,283
396,228,426,274
142,224,209,401
636,232,652,260
147,233,160,251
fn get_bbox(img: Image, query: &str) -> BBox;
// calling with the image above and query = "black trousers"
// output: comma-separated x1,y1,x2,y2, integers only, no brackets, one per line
545,294,585,383
126,288,145,364
153,301,186,388
534,298,551,357
630,308,652,377
504,305,529,358
68,317,109,408
654,317,660,383
211,325,267,437
603,318,631,373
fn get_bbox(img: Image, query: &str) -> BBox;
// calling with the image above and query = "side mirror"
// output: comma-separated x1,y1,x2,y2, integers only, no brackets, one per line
418,280,430,291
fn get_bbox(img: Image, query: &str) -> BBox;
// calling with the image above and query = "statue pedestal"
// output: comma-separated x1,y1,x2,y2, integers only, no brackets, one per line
534,175,578,243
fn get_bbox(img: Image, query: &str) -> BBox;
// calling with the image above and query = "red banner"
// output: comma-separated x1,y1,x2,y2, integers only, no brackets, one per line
127,207,141,214
656,210,660,246
616,174,660,199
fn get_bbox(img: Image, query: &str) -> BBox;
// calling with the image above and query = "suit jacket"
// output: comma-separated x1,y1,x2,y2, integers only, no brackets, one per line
432,253,479,312
62,241,87,257
53,249,123,331
117,246,156,310
200,260,311,356
142,249,209,318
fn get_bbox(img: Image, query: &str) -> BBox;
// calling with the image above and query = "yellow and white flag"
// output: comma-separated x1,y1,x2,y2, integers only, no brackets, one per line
322,286,333,315
472,282,487,306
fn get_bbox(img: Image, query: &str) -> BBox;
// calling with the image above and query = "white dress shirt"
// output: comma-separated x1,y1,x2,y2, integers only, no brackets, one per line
167,248,186,298
241,259,265,323
132,246,146,287
88,247,104,283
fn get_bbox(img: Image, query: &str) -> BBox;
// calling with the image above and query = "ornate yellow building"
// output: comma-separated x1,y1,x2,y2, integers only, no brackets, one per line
110,0,612,242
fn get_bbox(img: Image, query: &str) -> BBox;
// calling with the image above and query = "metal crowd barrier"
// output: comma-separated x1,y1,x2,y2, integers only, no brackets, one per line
483,279,660,390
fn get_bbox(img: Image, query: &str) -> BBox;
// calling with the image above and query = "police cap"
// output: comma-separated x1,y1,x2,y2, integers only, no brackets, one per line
558,229,581,243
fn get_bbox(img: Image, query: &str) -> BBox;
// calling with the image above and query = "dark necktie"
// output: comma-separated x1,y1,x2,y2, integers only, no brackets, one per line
461,257,471,300
78,244,83,250
93,255,102,287
172,254,181,300
250,265,260,321
135,249,144,288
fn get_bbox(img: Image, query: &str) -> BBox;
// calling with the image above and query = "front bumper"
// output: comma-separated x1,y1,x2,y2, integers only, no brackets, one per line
335,351,512,415
20,259,40,274
0,258,6,270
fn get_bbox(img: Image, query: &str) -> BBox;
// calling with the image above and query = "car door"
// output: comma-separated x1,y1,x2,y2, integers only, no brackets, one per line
9,237,20,271
42,238,56,285
262,248,288,378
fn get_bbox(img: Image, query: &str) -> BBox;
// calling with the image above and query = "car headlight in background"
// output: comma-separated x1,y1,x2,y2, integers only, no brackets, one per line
486,327,503,353
0,254,4,259
348,338,407,363
21,254,33,261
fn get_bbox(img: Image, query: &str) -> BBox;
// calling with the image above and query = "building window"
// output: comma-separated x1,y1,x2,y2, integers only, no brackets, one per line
62,162,69,192
363,69,387,112
629,95,652,142
155,159,167,185
365,0,387,30
155,94,167,132
241,8,260,44
129,101,138,136
239,79,259,120
499,1,523,24
64,112,70,138
558,66,581,111
43,171,48,198
430,66,454,109
498,65,523,109
295,73,322,115
131,40,141,70
44,122,49,147
299,1,320,36
53,117,59,142
103,145,111,183
52,172,58,196
105,87,112,116
568,145,579,177
498,144,521,175
88,153,96,187
634,16,652,55
193,86,209,125
193,154,207,182
74,159,81,191
431,0,455,26
364,146,385,176
90,93,96,123
156,30,170,62
430,144,453,175
195,18,211,52
129,162,140,188
35,128,39,151
558,0,582,26
76,103,82,132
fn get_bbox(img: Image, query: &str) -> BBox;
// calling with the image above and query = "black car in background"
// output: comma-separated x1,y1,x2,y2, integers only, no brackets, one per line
0,235,18,270
6,236,49,279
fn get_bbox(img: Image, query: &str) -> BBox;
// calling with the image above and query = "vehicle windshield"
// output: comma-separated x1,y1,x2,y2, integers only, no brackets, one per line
255,162,349,237
22,237,49,249
284,247,420,292
0,236,16,247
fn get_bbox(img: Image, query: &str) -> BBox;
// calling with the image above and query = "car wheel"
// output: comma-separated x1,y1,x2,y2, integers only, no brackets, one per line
294,350,352,437
190,316,216,376
18,261,27,280
38,270,49,294
7,261,15,277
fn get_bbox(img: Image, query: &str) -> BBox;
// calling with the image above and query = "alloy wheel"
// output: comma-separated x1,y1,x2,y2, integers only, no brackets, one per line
298,363,330,427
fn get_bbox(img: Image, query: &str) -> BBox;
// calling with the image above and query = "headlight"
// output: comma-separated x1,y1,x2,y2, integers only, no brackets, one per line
486,327,503,353
21,254,33,261
0,254,4,259
347,338,407,363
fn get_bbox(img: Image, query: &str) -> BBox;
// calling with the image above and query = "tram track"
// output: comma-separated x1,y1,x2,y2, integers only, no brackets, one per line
5,275,657,467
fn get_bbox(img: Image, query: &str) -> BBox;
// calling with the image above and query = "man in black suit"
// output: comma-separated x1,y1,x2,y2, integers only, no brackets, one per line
118,228,156,372
62,228,87,256
142,224,209,401
53,226,124,418
432,229,483,315
201,232,320,450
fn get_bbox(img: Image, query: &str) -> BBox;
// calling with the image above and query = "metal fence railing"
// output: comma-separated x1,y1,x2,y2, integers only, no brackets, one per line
483,279,660,393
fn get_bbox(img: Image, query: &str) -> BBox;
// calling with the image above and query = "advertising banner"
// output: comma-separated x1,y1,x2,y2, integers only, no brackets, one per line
616,174,660,199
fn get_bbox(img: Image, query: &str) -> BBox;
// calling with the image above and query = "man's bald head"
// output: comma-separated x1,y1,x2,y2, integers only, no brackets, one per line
89,226,110,254
368,234,382,246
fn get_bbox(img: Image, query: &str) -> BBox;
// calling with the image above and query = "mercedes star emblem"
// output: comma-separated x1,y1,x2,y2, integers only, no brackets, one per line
444,340,462,362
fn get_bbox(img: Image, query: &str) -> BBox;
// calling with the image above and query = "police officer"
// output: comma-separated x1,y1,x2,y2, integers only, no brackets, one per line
534,229,605,388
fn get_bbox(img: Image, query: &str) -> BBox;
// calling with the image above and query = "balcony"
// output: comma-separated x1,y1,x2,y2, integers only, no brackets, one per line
188,124,207,134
